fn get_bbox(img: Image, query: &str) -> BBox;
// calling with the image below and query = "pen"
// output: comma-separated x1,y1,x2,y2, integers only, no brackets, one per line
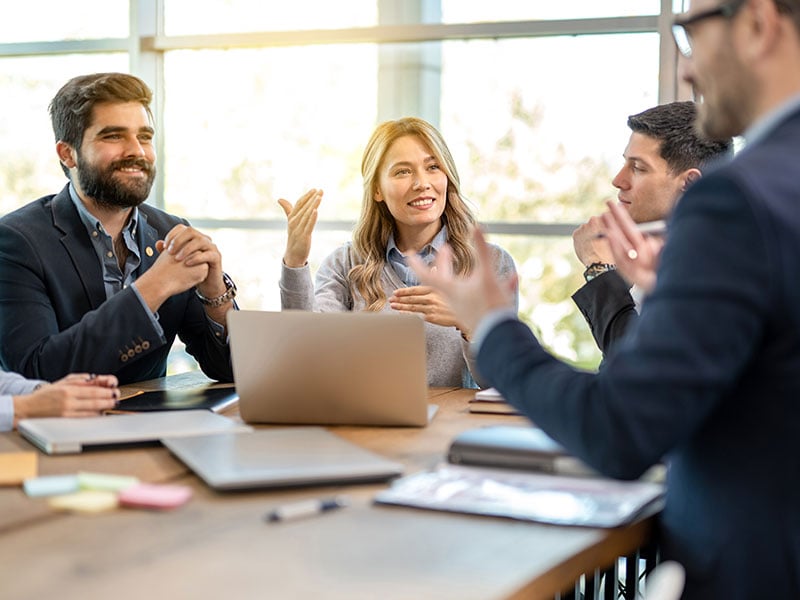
594,219,667,239
265,495,350,523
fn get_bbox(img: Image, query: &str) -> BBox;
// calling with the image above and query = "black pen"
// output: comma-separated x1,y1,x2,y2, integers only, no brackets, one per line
594,219,667,239
265,495,350,523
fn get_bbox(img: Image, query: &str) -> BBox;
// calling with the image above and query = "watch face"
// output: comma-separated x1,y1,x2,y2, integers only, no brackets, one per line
583,263,615,282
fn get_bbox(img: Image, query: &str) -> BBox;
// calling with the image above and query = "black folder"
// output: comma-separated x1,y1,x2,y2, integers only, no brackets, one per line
112,386,239,413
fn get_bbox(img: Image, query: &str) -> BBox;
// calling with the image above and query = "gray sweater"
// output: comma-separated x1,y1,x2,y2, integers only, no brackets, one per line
280,242,517,387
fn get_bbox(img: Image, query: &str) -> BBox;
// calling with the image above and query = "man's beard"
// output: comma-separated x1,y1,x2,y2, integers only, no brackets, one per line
693,43,755,141
76,154,156,209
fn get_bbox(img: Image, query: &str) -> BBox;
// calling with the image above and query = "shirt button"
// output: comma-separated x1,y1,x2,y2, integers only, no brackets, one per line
106,251,113,258
92,231,98,237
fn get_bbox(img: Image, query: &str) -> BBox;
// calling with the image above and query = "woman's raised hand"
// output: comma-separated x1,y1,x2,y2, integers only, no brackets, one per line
279,189,323,268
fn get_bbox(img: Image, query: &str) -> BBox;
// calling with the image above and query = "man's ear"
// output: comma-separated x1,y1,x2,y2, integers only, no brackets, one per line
55,141,77,170
682,168,702,192
741,0,782,61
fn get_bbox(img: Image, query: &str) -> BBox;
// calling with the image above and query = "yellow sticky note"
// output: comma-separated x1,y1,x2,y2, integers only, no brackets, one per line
49,490,119,513
0,452,38,486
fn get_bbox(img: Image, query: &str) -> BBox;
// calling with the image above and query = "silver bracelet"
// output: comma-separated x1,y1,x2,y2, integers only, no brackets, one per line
195,273,237,307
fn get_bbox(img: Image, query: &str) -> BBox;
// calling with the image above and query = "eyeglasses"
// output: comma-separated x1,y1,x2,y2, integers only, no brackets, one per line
671,0,747,58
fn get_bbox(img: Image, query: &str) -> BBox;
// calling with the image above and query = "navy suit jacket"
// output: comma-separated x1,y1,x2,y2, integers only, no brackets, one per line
0,185,233,385
478,107,800,599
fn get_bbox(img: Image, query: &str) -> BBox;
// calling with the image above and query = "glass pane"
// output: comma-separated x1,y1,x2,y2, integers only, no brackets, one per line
491,233,602,369
442,0,660,22
440,33,660,223
164,0,377,35
0,1,128,42
0,54,130,216
162,46,377,221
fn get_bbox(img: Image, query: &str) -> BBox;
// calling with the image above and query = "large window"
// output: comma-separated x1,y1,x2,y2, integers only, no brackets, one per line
441,1,661,22
0,54,129,214
0,0,680,372
162,45,376,220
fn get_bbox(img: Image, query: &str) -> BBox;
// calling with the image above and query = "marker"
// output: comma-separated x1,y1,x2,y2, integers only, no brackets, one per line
265,495,350,523
595,219,667,239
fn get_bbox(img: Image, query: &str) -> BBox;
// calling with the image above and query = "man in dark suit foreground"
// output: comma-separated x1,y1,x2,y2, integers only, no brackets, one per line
0,73,236,384
412,1,800,597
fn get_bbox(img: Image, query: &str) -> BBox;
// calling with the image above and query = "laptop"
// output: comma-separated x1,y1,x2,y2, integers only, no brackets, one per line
163,427,404,490
227,310,432,426
18,410,252,455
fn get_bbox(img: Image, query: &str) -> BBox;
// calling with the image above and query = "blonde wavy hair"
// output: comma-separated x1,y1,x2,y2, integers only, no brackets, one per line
350,117,477,310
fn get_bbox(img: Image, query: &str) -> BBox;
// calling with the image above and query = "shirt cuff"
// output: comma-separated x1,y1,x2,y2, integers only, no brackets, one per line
0,395,14,432
280,261,311,286
471,308,519,353
131,282,164,338
205,304,236,344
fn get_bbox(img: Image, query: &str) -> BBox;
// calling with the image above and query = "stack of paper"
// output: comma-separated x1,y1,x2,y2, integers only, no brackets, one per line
468,388,520,415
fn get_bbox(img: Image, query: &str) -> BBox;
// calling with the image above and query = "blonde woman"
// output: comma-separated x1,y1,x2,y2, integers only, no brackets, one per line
279,117,517,387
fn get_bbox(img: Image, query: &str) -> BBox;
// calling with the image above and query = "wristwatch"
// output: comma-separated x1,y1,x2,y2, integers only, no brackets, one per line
195,273,237,307
583,262,616,283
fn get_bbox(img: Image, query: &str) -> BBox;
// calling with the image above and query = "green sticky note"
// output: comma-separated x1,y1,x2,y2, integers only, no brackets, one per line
77,471,139,492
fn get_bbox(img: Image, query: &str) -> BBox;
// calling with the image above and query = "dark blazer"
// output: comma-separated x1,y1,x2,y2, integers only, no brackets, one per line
478,107,800,599
0,185,233,384
572,270,637,357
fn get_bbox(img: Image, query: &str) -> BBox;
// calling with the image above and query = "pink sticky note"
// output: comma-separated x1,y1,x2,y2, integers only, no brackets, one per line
118,483,193,510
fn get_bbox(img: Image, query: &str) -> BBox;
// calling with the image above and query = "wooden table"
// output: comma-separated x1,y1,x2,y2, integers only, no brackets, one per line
0,373,653,600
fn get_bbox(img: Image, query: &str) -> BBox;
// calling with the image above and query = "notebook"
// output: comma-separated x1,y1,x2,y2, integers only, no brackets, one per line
163,427,404,490
18,410,252,455
110,386,239,413
227,310,432,426
448,425,597,477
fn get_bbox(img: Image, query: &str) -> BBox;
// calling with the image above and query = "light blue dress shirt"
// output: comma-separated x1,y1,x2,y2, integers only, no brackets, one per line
68,184,227,337
0,370,44,431
385,225,448,286
68,184,162,333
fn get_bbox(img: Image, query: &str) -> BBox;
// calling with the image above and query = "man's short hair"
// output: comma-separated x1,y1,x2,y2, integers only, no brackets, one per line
49,73,153,176
776,0,800,37
627,101,732,173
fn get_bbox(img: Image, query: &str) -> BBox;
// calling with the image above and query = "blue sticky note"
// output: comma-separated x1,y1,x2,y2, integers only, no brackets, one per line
24,474,80,497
